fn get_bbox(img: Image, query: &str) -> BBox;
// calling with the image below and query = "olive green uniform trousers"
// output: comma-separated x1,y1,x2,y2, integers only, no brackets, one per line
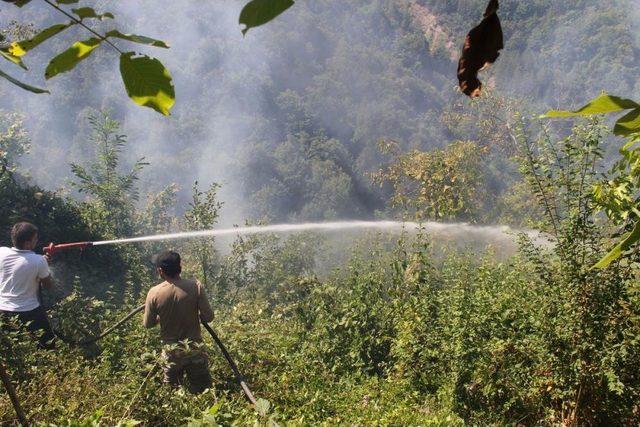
162,348,212,394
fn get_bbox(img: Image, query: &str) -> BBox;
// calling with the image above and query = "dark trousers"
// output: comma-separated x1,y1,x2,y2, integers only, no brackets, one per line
162,348,212,394
1,306,56,349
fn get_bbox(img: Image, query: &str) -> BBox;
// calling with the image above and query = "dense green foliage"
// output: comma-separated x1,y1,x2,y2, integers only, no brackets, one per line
1,109,639,425
545,93,640,268
2,1,640,425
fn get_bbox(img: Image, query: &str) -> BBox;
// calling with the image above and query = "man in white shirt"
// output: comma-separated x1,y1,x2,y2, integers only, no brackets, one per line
0,222,55,349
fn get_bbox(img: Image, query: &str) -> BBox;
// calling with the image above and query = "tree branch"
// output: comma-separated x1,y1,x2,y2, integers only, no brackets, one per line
42,0,123,54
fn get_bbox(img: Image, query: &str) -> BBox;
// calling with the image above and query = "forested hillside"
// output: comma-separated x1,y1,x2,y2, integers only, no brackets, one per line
1,1,640,425
2,0,639,222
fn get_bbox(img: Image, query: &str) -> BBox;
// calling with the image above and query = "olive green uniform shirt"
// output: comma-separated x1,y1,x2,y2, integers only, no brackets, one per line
143,278,214,344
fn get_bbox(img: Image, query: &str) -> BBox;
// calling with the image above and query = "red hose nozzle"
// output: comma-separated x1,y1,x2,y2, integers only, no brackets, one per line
43,241,93,256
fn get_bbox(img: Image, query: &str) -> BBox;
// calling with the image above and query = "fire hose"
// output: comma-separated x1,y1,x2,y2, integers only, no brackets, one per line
43,241,93,257
201,320,257,405
52,305,144,346
2,241,260,424
41,241,257,405
3,305,257,425
51,304,257,404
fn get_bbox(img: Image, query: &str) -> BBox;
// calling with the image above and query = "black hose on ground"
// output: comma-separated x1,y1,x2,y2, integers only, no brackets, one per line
201,320,258,405
53,304,145,346
51,302,258,405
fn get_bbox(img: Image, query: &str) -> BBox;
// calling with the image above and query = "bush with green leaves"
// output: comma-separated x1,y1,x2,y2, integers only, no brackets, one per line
545,93,640,268
2,113,640,426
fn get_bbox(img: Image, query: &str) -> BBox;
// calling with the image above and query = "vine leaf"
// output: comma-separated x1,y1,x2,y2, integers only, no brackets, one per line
56,0,79,4
45,38,102,79
593,221,640,269
72,7,114,20
0,68,49,93
544,93,639,118
239,0,294,35
544,93,640,138
0,50,27,70
106,30,169,48
614,109,640,137
119,52,175,115
6,22,75,57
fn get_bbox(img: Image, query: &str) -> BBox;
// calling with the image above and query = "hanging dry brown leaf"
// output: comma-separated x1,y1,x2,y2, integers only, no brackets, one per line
457,0,503,97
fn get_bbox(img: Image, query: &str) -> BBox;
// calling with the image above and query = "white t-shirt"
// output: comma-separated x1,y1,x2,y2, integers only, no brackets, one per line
0,246,50,312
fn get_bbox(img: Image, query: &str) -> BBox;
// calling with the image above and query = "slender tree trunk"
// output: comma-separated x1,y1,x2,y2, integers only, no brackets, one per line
0,359,28,426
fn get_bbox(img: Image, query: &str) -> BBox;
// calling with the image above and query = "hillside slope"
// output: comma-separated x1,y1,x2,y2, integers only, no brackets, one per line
0,0,638,221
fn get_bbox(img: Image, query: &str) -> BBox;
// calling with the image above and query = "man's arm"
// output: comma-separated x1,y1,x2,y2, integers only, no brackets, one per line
39,276,54,290
143,291,159,328
197,282,214,323
38,255,53,289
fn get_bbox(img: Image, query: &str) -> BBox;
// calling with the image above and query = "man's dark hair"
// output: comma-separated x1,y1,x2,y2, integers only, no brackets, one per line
11,222,39,249
154,250,182,278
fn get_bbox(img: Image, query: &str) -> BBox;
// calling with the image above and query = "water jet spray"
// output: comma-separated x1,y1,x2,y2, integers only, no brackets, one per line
42,221,545,255
41,220,545,408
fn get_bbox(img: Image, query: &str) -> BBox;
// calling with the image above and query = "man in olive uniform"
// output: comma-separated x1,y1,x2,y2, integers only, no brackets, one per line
144,250,214,393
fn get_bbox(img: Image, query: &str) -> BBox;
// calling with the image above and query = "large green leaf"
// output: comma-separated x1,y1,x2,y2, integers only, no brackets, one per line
45,38,102,79
8,22,74,57
106,30,169,48
544,93,640,118
72,7,114,20
0,50,27,70
0,68,49,94
56,0,79,3
119,52,175,115
613,108,640,137
593,221,640,269
239,0,294,35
